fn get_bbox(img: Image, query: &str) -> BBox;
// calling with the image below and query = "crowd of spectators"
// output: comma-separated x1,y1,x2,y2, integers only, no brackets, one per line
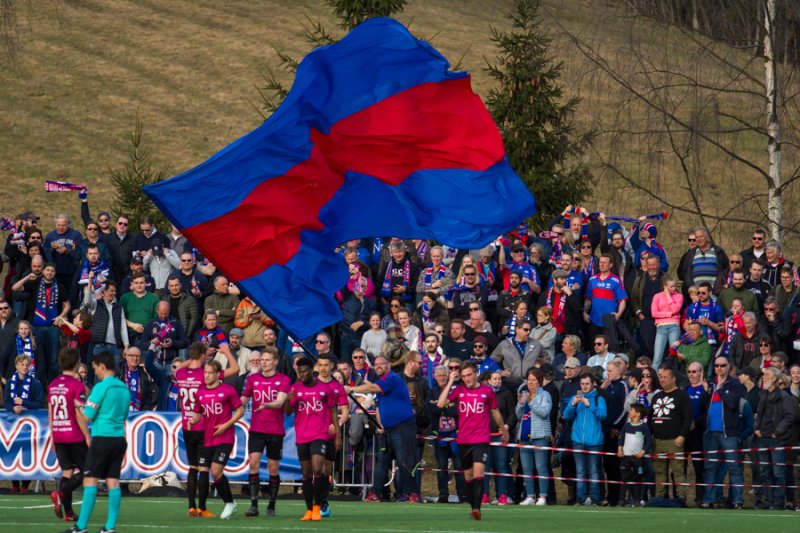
1,196,800,509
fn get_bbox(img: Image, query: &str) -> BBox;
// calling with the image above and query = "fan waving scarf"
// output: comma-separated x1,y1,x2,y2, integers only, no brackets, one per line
144,17,536,340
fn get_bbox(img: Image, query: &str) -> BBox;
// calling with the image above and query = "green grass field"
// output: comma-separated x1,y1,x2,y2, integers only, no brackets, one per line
1,495,798,533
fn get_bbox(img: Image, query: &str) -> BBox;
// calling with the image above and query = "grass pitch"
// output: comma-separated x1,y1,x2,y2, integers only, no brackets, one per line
1,495,798,533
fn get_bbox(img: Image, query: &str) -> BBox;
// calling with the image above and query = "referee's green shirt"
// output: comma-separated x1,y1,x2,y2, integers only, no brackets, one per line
85,376,131,437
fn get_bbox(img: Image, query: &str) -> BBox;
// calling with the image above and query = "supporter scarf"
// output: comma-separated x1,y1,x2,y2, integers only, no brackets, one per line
421,301,433,329
545,288,566,328
0,216,15,231
415,240,428,263
512,338,527,358
8,371,32,401
723,313,745,357
445,276,475,301
167,381,179,411
637,388,650,409
16,334,34,358
381,258,410,298
582,256,598,278
33,278,60,327
588,212,669,223
350,271,367,298
479,261,497,286
506,312,531,339
421,351,443,383
78,258,110,294
45,180,87,192
540,230,563,266
124,364,143,411
423,264,448,286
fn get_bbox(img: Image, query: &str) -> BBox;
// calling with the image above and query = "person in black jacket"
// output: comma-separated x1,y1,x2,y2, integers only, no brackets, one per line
754,367,796,509
426,364,466,503
599,358,630,506
649,366,693,501
482,370,517,505
118,346,158,411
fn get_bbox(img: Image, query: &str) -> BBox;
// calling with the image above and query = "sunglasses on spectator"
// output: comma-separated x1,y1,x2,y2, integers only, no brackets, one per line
593,342,604,346
0,305,10,310
464,273,476,276
753,236,764,241
469,306,480,311
98,218,110,223
474,343,485,348
352,356,365,360
390,304,400,308
448,365,461,370
181,259,193,262
86,227,99,231
714,363,728,368
697,291,708,296
512,250,524,253
687,238,696,242
520,327,531,332
764,307,777,312
688,370,701,373
730,260,741,264
760,342,771,347
316,339,328,344
117,221,128,226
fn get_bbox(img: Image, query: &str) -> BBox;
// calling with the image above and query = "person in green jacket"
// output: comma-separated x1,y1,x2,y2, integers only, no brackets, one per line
63,350,131,533
675,322,713,374
718,271,758,314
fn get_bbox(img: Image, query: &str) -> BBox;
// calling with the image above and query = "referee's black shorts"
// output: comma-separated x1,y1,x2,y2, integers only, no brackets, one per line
84,437,127,479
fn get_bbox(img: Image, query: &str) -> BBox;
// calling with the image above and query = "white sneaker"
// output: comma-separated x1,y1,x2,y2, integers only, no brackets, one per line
490,498,498,505
220,502,238,519
519,496,536,506
536,497,547,506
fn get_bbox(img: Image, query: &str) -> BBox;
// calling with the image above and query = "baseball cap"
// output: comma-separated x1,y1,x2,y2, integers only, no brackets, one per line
473,335,488,346
19,211,40,222
131,256,143,265
511,243,526,252
565,357,580,368
552,269,568,279
737,366,759,380
229,328,245,338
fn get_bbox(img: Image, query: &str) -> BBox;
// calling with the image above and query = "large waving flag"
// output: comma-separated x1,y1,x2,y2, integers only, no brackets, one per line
144,18,535,340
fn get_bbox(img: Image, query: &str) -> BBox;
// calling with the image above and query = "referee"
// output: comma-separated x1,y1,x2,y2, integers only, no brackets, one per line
63,350,131,533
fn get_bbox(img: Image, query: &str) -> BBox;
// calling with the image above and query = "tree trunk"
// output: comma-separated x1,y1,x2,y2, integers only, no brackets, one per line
764,0,783,242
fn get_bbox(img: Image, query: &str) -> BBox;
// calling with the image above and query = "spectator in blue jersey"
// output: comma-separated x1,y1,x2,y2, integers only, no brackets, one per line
583,254,638,353
337,239,371,266
684,227,729,290
349,355,418,503
683,282,724,352
630,219,669,272
503,243,540,294
701,356,745,509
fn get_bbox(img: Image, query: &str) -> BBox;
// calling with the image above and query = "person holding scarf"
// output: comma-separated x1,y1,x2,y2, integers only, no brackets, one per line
412,291,450,336
1,320,41,380
4,354,44,493
73,242,112,307
380,242,419,310
501,243,540,294
501,300,531,340
630,219,669,272
32,262,70,383
119,347,157,411
538,268,582,339
415,246,454,300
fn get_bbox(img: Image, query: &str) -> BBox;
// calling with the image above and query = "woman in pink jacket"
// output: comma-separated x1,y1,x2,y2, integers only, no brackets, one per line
651,275,683,370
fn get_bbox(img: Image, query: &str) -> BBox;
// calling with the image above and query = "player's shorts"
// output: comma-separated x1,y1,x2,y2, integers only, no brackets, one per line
247,432,284,461
84,437,127,479
296,440,329,462
198,444,234,467
55,441,88,471
324,438,337,461
459,443,491,469
183,430,205,467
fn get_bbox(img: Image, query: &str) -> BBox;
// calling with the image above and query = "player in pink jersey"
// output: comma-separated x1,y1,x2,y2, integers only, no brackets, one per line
285,357,339,522
314,353,349,518
189,359,244,520
240,347,290,517
437,360,508,521
175,341,239,518
48,348,90,522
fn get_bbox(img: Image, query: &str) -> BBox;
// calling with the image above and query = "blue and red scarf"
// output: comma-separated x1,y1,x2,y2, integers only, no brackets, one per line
123,363,143,411
382,258,411,299
78,258,111,294
15,335,36,377
423,264,448,286
33,278,60,326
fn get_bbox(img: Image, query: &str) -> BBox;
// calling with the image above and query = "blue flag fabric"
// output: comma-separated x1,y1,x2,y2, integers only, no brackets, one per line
144,18,535,340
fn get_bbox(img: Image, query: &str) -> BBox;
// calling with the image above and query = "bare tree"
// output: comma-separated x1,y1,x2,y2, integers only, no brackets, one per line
552,1,800,246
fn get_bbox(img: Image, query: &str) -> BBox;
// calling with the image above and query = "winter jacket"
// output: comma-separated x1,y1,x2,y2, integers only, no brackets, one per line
563,388,607,446
755,387,796,442
677,335,713,373
704,375,745,438
515,387,552,440
491,338,543,381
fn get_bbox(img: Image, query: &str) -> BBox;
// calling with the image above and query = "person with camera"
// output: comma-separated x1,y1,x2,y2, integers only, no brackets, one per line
143,241,180,299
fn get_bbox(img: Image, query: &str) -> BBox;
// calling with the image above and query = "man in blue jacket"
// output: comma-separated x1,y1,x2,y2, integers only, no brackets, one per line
701,356,745,509
563,373,607,506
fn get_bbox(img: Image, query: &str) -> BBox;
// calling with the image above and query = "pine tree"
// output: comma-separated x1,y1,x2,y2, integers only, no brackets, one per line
258,0,407,115
486,0,594,228
109,109,171,230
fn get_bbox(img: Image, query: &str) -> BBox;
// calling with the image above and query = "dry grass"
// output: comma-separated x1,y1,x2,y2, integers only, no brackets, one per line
1,0,797,262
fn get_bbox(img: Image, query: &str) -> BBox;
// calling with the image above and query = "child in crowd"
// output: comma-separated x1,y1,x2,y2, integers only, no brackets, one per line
617,403,652,507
